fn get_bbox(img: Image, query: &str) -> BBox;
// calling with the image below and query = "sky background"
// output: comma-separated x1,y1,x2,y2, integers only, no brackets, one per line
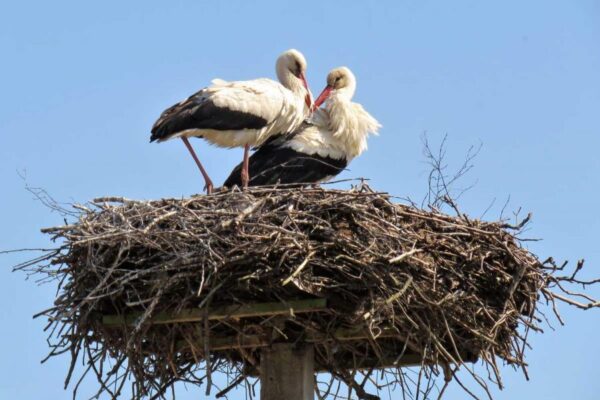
1,0,599,399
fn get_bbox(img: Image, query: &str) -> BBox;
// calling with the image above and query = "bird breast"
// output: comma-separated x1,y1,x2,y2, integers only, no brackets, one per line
324,99,381,159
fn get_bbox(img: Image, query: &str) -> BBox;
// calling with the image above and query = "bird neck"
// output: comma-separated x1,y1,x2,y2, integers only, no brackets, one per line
276,65,305,97
332,83,356,101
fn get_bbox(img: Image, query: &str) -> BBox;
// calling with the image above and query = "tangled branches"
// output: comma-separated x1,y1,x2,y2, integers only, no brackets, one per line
15,184,599,399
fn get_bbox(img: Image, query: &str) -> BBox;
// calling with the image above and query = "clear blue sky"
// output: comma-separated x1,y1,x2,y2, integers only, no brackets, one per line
1,1,599,399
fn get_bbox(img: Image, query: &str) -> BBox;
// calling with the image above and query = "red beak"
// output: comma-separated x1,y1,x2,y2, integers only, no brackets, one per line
312,85,333,112
299,71,312,109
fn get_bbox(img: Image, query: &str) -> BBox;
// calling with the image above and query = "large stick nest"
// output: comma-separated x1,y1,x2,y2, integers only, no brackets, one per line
19,185,599,399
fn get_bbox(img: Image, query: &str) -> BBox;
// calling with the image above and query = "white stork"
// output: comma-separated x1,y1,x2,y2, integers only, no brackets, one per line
150,49,312,193
223,67,380,187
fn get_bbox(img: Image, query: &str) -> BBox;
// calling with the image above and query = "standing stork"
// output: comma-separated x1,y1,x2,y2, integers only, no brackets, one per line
150,49,312,193
223,67,380,187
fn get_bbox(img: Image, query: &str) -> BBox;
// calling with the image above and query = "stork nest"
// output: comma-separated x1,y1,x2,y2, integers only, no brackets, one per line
17,184,599,400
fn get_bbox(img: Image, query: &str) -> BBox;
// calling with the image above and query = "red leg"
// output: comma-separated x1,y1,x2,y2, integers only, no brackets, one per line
181,137,214,194
241,144,250,189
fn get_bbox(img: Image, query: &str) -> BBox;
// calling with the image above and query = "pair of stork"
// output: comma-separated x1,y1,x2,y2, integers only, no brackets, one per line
150,49,380,193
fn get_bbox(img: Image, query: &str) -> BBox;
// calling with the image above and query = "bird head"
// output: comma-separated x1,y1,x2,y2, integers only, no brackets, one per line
276,49,312,108
312,67,356,111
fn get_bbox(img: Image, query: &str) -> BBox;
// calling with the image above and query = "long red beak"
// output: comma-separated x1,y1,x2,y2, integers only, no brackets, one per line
299,71,312,109
312,85,333,111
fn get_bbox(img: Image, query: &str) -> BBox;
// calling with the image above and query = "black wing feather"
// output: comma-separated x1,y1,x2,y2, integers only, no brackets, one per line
150,93,268,142
223,145,348,187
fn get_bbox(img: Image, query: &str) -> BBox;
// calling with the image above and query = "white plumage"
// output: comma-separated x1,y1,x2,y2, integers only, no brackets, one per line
285,67,380,161
181,78,309,148
223,66,380,188
150,49,312,193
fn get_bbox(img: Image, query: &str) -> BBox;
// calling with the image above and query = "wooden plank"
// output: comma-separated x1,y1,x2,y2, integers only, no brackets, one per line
315,353,424,372
260,344,314,400
177,327,404,352
308,326,402,342
199,335,265,352
318,350,478,371
176,330,476,368
102,298,327,326
239,352,473,378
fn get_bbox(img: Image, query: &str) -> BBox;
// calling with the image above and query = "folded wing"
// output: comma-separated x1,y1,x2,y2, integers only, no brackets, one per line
150,79,287,143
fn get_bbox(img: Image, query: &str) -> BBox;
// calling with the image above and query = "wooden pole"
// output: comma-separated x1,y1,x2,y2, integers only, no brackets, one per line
260,344,314,400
